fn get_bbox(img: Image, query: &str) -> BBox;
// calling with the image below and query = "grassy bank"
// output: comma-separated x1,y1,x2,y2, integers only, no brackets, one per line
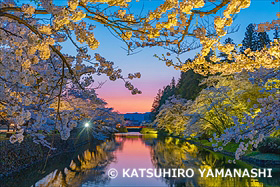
190,138,280,164
150,131,280,167
140,127,158,134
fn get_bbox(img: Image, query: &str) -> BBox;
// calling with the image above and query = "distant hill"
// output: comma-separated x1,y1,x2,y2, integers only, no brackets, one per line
123,112,151,125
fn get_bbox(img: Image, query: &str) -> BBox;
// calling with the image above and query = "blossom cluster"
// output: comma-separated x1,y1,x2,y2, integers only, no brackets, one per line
154,70,279,160
0,0,141,146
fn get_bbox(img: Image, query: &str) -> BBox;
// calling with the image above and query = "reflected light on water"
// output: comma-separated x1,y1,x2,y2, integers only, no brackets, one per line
2,133,278,187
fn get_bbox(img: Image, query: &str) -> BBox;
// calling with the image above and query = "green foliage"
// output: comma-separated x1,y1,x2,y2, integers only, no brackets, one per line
245,151,260,157
151,77,177,120
175,70,206,100
271,130,280,137
151,70,205,121
258,137,280,154
116,127,128,133
198,133,212,140
194,139,240,153
152,26,276,155
140,127,157,134
154,96,193,136
273,25,280,41
153,71,271,139
257,32,271,50
190,73,267,136
0,133,9,140
157,129,169,136
159,85,175,108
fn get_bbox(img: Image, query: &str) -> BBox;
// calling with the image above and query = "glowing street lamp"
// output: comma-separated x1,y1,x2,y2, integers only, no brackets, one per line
85,122,90,127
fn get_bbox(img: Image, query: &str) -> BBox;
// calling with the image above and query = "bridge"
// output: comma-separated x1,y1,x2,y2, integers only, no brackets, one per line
126,126,146,132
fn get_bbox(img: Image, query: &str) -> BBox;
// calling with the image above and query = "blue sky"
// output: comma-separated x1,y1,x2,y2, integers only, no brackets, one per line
85,0,279,113
34,0,279,113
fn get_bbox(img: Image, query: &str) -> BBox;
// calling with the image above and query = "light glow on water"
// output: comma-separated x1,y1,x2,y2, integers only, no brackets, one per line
2,134,279,187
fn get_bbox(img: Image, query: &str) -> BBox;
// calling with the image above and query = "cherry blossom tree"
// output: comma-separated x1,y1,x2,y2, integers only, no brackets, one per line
212,68,280,160
0,0,279,155
0,0,144,145
154,95,193,136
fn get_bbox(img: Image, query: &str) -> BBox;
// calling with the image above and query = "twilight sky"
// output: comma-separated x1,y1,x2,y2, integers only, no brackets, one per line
61,0,279,114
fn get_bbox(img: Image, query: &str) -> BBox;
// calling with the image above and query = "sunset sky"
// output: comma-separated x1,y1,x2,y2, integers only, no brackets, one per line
61,0,278,114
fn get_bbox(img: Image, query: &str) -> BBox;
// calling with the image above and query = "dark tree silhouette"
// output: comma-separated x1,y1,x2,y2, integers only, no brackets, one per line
273,26,280,41
241,24,258,52
175,70,205,101
257,32,271,50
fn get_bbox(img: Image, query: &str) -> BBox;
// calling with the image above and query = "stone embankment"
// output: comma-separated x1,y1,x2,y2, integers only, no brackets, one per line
0,129,91,177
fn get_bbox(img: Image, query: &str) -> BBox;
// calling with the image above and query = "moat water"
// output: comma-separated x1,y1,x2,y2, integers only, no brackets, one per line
2,132,280,187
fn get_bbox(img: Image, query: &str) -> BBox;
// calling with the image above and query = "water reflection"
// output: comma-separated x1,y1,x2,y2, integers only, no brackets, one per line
149,137,280,187
150,137,200,186
107,132,166,186
2,133,279,187
35,140,120,187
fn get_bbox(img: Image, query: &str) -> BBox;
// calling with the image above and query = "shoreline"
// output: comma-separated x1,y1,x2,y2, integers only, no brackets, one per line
141,130,280,167
186,139,280,167
0,129,109,178
2,132,279,179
